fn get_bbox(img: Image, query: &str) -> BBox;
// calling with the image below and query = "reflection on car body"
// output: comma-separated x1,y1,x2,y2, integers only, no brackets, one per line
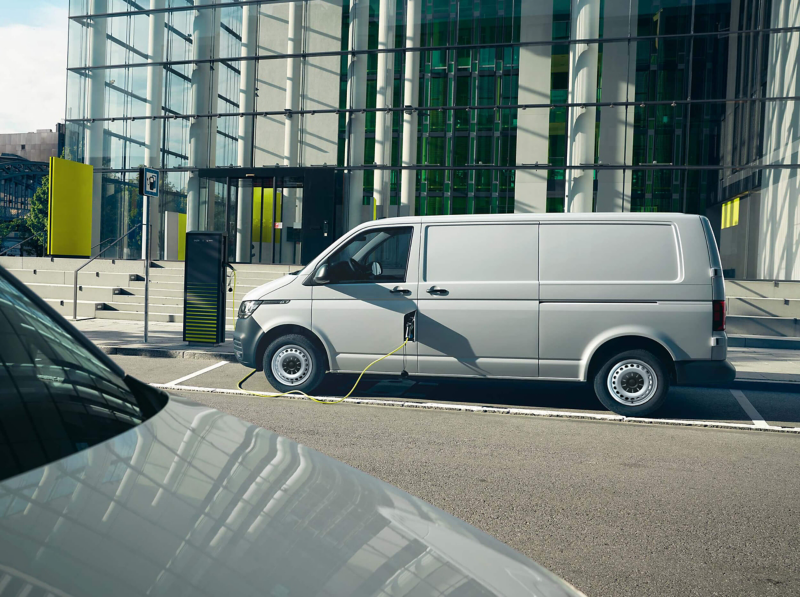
0,265,585,597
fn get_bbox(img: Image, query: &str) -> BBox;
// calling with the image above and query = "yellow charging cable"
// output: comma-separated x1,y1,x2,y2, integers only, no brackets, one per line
237,338,409,404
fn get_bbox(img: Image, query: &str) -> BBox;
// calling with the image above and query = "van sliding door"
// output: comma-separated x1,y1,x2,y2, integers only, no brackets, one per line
416,223,539,378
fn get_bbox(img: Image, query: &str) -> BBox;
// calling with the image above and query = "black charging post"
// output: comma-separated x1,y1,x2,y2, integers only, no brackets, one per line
183,232,227,345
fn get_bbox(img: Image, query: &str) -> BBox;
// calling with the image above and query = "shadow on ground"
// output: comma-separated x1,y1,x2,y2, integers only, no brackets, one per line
314,374,769,423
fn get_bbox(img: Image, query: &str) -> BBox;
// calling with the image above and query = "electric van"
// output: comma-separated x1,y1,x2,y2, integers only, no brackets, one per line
234,213,735,416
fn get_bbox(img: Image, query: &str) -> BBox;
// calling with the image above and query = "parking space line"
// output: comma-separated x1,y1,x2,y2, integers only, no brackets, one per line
152,382,800,434
730,389,770,429
163,361,229,387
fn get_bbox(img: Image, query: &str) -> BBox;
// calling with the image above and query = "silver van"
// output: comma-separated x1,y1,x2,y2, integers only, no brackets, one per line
234,214,735,416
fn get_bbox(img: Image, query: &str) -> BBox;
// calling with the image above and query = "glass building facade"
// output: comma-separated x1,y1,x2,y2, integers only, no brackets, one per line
65,0,800,279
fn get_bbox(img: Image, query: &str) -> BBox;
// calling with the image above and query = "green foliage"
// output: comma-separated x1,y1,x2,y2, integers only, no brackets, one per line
0,174,48,256
26,174,49,255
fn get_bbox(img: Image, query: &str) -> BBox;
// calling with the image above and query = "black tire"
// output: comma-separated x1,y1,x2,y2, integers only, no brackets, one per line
593,349,670,416
263,334,326,394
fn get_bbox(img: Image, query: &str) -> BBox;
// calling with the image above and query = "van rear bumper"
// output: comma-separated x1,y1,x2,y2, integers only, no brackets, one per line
674,359,736,386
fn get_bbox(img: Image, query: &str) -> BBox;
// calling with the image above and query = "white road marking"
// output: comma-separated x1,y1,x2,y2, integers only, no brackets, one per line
163,361,229,386
150,382,800,434
730,389,770,428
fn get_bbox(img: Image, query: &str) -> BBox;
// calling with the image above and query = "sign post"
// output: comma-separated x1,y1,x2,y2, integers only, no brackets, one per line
139,167,159,343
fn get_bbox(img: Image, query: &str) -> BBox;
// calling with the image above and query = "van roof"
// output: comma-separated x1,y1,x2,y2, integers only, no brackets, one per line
354,212,703,229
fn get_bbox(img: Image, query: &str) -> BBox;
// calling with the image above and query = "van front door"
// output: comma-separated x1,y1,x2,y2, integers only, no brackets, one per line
416,222,539,378
311,225,419,374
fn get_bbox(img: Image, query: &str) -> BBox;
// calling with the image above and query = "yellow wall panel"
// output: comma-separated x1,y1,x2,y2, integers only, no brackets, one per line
47,157,93,257
178,213,187,261
251,187,282,243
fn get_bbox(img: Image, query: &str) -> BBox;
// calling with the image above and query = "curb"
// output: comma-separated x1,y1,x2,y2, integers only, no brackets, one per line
154,383,800,434
729,335,800,350
99,345,238,362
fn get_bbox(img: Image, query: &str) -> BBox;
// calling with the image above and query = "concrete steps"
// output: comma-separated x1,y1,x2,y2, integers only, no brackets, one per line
727,279,800,300
95,309,182,323
1,256,293,325
46,299,105,318
727,315,800,338
725,280,800,340
728,297,800,318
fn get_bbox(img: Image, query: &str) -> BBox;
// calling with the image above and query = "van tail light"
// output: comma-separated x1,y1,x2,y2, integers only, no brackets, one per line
713,300,726,332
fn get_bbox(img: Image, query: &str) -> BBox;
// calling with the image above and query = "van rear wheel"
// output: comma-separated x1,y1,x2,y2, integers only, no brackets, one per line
263,334,326,395
593,349,669,416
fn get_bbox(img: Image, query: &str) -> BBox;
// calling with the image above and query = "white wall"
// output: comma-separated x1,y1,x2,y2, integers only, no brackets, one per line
758,0,800,280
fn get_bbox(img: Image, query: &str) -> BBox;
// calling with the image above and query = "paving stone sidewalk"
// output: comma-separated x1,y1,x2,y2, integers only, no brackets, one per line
72,318,800,386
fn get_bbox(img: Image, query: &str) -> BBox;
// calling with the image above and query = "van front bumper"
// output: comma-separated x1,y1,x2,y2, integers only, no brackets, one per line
674,359,736,386
234,316,264,370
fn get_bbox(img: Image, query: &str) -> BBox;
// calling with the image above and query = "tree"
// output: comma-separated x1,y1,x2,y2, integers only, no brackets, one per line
0,174,47,256
26,174,49,255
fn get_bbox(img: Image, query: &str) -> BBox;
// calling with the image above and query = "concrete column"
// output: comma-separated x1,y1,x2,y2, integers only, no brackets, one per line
164,211,181,260
283,2,303,168
595,0,637,212
236,4,258,262
565,0,601,213
374,0,396,218
514,0,552,213
143,0,166,259
758,0,800,280
86,0,107,252
399,0,422,217
280,2,304,263
344,0,369,230
187,1,221,232
144,0,166,169
235,183,253,263
237,5,259,169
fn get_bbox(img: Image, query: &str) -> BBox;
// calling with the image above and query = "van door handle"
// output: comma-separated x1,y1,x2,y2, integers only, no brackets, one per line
390,286,411,295
427,286,448,295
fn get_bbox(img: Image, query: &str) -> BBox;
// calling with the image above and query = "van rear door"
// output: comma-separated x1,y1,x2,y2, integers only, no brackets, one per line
699,216,726,302
416,222,539,378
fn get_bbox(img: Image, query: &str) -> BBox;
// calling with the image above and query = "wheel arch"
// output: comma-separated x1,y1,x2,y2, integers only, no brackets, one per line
583,334,677,383
255,324,331,372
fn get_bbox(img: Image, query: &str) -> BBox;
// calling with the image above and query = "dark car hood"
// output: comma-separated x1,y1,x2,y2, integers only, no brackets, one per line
0,397,585,597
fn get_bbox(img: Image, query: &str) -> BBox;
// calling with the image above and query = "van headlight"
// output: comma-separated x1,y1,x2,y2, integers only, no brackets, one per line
238,300,290,319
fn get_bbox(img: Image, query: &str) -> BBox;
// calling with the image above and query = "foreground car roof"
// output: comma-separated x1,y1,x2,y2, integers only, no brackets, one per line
0,398,584,597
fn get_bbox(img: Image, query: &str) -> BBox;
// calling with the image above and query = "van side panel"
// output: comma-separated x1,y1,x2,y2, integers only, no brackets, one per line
538,218,715,380
538,301,713,380
539,221,712,301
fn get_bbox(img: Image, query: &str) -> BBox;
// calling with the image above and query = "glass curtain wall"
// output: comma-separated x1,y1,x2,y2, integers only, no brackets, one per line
65,0,800,276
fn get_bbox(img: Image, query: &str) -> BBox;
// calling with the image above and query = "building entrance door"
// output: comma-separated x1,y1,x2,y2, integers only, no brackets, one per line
198,167,337,265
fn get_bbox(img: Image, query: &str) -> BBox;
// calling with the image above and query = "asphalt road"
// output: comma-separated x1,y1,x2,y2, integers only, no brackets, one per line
113,355,800,597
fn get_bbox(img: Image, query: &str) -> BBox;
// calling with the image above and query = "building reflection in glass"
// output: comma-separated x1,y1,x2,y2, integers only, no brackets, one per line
0,401,574,597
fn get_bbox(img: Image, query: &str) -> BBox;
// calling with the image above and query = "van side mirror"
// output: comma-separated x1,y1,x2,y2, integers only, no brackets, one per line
313,263,330,285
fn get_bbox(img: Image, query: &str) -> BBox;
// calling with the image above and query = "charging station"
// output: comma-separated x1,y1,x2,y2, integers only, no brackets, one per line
183,232,227,345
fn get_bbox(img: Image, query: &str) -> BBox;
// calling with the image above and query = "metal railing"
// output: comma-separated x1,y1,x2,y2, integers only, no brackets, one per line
73,224,143,321
0,236,35,256
90,236,117,254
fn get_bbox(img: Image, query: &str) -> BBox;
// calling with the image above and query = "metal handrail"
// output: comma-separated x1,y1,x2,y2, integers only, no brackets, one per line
73,224,143,320
90,236,116,253
0,236,35,256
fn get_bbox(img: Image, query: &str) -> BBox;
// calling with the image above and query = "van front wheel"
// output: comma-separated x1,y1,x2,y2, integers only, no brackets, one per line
593,349,670,416
263,334,326,395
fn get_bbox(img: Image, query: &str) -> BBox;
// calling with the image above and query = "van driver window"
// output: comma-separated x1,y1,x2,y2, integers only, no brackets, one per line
325,227,413,284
